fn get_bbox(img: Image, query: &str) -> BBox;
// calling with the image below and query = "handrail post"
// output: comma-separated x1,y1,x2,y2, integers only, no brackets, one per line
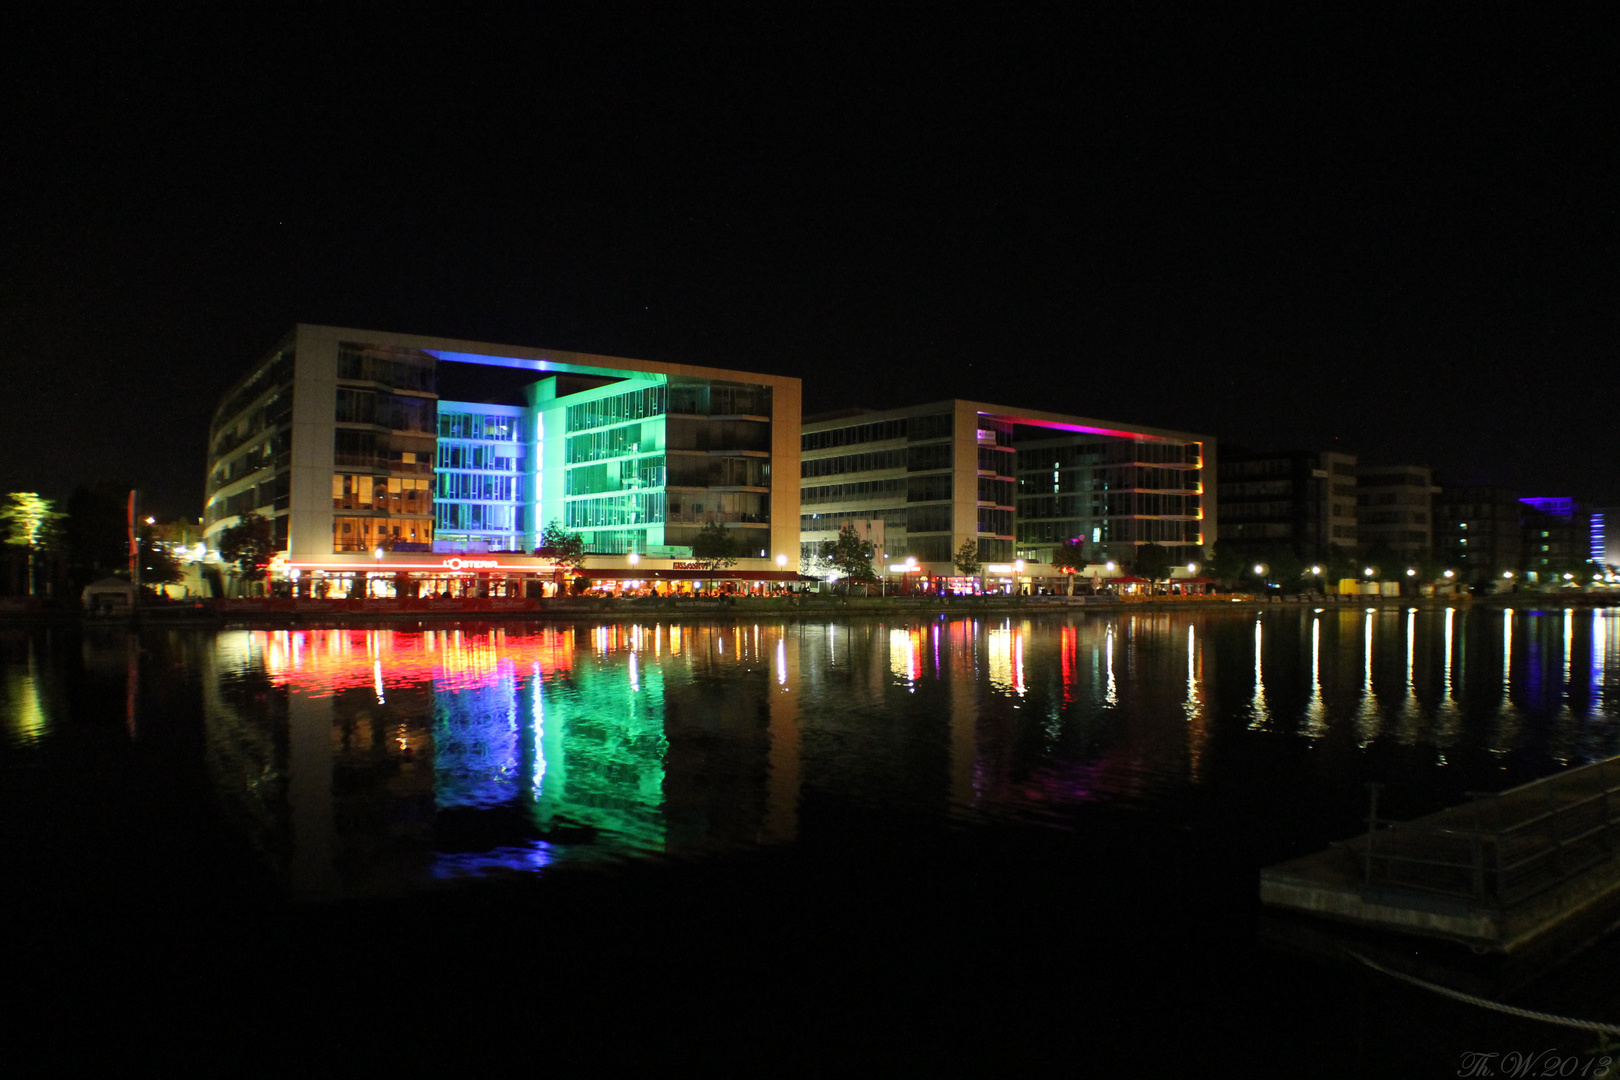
1365,782,1384,886
1547,775,1564,879
1603,759,1615,855
1469,793,1486,901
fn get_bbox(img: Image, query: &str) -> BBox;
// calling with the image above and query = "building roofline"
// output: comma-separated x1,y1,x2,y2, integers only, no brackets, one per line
800,397,1211,443
291,323,801,391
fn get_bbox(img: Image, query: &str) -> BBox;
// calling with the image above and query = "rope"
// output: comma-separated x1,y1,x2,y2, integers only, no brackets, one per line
1348,950,1620,1036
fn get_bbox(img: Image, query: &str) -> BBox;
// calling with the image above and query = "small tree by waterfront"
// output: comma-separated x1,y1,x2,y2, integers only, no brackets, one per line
691,521,740,589
218,513,277,596
1051,537,1086,595
825,524,878,595
538,520,588,571
953,538,982,580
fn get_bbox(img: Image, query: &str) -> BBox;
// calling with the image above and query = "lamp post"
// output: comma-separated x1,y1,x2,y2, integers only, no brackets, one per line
373,545,385,599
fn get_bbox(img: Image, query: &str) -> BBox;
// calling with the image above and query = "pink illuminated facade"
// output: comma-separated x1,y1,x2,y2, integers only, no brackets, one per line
799,399,1214,580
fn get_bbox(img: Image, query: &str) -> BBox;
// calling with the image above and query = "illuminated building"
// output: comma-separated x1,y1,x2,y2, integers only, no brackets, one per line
204,325,801,590
799,400,1213,579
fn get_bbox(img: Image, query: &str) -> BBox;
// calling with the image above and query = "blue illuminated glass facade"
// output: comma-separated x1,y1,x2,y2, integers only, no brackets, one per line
434,403,526,550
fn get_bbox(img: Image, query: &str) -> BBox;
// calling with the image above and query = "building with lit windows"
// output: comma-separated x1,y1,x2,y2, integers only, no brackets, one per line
1519,496,1592,581
1215,448,1358,562
204,325,801,593
798,400,1212,586
1354,464,1439,562
1434,485,1524,584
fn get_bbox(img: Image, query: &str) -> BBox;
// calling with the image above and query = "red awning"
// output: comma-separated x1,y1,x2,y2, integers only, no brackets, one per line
1104,575,1151,584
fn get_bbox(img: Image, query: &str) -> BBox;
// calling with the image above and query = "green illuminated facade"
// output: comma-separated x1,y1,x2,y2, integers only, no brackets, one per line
205,325,802,566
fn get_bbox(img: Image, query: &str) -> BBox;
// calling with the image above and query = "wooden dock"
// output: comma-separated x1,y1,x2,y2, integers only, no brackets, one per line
1261,756,1620,954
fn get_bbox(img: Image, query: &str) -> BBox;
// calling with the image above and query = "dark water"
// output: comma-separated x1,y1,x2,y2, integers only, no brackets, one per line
4,606,1619,1071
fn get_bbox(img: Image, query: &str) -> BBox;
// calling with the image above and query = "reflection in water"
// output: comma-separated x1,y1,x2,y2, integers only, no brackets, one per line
1185,623,1208,782
1103,624,1117,706
1495,610,1522,753
1302,615,1326,738
5,639,50,744
1432,608,1462,758
1248,619,1270,730
1355,610,1380,746
146,609,1620,899
1394,609,1422,745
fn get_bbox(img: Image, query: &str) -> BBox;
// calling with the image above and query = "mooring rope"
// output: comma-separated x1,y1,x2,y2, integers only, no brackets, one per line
1348,950,1620,1036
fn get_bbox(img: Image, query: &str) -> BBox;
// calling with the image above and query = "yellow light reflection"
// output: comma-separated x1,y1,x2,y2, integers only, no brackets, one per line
1355,609,1380,746
1247,618,1270,730
1302,616,1326,738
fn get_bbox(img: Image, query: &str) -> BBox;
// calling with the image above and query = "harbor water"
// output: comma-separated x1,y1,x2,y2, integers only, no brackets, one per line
4,605,1618,1072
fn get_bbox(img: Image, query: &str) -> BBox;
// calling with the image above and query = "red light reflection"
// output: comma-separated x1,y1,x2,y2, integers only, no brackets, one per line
252,627,576,695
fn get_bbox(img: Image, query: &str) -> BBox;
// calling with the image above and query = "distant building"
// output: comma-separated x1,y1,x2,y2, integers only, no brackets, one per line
1593,507,1620,570
1433,485,1523,583
1215,449,1358,562
1355,465,1439,563
799,400,1212,581
1519,496,1592,581
204,324,802,593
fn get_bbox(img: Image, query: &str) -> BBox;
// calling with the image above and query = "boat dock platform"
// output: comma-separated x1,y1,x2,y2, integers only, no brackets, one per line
1261,756,1620,954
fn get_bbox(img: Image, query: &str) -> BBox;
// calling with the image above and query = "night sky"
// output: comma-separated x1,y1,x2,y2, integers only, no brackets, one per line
5,7,1614,520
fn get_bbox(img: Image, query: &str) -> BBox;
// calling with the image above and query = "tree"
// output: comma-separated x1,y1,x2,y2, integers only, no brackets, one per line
218,512,277,595
1051,537,1086,595
691,521,740,588
1,492,63,597
1132,542,1174,584
952,538,982,578
1203,544,1246,588
825,524,878,595
538,520,587,571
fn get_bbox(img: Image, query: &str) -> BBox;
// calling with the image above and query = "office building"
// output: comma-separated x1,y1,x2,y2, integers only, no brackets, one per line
1519,496,1592,581
799,400,1212,582
1215,448,1358,562
205,325,801,592
1354,464,1439,562
1434,485,1524,583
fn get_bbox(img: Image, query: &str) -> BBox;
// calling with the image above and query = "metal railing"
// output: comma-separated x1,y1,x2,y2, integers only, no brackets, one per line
1360,757,1620,908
